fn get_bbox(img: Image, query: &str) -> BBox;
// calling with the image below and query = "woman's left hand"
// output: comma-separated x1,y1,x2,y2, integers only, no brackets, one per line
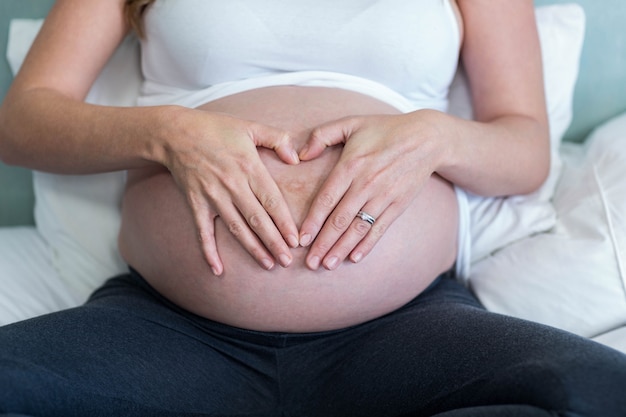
298,111,445,270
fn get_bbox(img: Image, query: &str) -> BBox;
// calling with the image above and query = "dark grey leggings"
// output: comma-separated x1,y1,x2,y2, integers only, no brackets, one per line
1,269,625,417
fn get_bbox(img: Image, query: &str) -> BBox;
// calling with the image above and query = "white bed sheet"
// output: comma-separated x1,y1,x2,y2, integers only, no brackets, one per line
0,227,82,326
593,326,626,354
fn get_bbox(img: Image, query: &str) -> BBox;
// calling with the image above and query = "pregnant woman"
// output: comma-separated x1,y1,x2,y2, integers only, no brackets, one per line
0,1,625,416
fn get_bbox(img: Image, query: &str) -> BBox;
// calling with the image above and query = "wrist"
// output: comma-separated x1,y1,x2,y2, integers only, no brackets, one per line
144,104,189,168
409,109,458,175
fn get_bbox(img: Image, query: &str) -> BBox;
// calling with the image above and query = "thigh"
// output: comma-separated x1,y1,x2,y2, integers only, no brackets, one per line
0,273,279,417
287,277,626,417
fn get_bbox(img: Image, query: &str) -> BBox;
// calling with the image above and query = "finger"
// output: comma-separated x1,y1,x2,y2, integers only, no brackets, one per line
298,164,353,249
242,159,300,249
303,187,368,270
299,117,356,161
189,195,224,276
319,206,378,271
251,123,299,165
349,205,400,264
230,175,295,268
250,176,300,250
216,198,279,271
352,168,432,263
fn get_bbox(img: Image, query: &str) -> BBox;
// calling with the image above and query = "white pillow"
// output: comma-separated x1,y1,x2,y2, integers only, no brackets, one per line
449,4,586,264
6,4,584,300
471,112,626,338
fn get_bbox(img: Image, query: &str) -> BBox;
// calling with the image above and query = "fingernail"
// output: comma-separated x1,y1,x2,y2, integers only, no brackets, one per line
300,233,312,247
279,253,292,268
287,234,299,248
299,144,310,159
211,266,221,276
307,255,321,270
351,252,363,263
324,256,339,270
262,258,274,270
291,149,300,164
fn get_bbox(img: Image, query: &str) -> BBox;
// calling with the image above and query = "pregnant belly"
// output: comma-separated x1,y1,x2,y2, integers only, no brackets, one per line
118,87,459,332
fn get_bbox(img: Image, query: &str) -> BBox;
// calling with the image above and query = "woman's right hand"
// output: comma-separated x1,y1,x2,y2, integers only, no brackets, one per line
159,108,301,276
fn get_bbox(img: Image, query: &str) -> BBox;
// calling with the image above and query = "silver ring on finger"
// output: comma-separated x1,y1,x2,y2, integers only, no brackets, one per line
356,210,376,226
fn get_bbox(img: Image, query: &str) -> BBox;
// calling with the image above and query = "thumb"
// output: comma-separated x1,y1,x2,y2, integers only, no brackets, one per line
251,123,300,165
299,117,356,161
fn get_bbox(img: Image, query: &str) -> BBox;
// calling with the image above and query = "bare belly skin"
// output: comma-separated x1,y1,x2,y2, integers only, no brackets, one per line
118,87,458,332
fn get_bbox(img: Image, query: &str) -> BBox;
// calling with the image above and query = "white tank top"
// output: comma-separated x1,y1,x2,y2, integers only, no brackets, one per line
138,0,461,112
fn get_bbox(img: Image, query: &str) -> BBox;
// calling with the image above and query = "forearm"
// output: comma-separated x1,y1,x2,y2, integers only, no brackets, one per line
0,87,171,174
428,109,550,197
